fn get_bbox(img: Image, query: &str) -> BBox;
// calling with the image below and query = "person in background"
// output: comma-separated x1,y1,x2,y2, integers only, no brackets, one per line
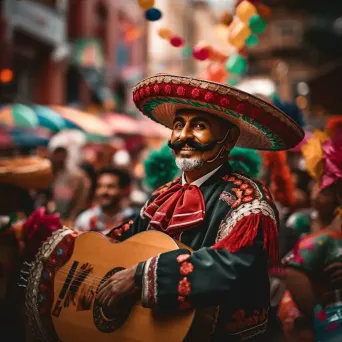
282,128,342,341
49,147,90,223
74,167,135,234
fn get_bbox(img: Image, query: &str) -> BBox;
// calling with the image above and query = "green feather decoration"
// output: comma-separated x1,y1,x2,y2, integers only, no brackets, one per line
229,147,263,178
144,144,180,191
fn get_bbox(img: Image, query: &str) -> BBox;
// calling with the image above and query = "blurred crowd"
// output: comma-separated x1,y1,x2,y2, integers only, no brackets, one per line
0,99,341,342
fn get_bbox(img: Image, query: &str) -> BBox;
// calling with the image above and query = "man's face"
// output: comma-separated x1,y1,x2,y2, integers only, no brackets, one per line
169,111,230,171
95,174,121,208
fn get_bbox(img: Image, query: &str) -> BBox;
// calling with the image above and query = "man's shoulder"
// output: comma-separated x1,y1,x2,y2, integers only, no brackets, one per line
221,172,273,200
151,177,181,197
219,172,278,216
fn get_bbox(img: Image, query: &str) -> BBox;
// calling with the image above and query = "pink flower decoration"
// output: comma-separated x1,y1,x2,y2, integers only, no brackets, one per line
320,127,342,190
22,208,62,261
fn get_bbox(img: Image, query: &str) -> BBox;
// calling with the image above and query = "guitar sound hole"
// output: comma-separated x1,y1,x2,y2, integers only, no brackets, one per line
93,267,135,333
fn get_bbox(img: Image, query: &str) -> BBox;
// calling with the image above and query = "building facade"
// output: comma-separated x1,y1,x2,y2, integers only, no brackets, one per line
0,0,69,104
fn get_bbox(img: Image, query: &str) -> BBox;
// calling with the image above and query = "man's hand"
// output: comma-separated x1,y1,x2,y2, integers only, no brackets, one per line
96,265,139,313
324,262,342,287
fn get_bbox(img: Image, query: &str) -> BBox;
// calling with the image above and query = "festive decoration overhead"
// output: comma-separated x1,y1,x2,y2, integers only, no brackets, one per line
146,0,272,75
226,54,247,74
245,34,259,47
236,1,257,23
249,14,267,34
228,17,251,49
158,27,173,40
145,8,162,21
170,35,184,47
138,0,155,10
193,43,211,61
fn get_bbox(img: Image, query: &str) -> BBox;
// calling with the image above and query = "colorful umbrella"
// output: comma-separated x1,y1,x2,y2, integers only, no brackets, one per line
138,116,171,139
0,127,49,149
0,104,39,129
31,105,71,132
103,113,139,135
51,106,112,139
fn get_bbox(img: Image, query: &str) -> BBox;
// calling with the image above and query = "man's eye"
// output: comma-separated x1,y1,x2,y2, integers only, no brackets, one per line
194,123,205,129
174,122,184,129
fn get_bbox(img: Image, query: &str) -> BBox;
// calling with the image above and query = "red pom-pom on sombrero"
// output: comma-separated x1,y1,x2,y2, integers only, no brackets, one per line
132,74,304,151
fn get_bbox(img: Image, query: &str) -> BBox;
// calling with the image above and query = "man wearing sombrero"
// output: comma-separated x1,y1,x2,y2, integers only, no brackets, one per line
97,74,304,341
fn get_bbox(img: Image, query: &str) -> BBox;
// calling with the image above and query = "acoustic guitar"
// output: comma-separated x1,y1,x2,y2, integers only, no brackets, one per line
24,228,216,342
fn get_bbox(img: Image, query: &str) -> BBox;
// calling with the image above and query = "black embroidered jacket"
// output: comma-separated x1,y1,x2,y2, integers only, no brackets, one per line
108,164,282,341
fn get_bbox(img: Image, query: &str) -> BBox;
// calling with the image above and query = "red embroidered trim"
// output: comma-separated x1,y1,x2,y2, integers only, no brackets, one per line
220,191,236,206
176,254,193,310
222,174,258,209
225,307,269,338
214,213,280,268
146,256,158,306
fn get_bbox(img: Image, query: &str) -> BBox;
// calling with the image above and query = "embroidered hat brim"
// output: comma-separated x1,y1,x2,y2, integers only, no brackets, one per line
132,74,304,151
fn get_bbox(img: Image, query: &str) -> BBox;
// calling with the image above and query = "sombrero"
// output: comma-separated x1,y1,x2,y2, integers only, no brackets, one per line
132,74,304,151
0,157,53,190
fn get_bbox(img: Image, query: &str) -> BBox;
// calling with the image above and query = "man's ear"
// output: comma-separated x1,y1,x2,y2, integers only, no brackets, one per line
225,126,240,150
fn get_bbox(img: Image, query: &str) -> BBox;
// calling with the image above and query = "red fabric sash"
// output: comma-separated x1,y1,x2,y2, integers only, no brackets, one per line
143,183,205,236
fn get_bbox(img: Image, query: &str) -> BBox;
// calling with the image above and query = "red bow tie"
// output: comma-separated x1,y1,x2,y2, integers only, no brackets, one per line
143,183,205,237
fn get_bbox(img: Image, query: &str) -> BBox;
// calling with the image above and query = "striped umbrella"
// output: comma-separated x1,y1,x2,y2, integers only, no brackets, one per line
0,127,49,149
103,113,139,135
51,106,112,140
31,105,71,132
0,104,39,129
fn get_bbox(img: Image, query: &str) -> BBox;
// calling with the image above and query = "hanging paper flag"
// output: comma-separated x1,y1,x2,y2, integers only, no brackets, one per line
158,27,173,39
170,35,184,47
145,8,162,21
138,0,155,10
249,14,266,34
245,34,259,47
236,1,257,23
228,17,251,49
226,54,247,74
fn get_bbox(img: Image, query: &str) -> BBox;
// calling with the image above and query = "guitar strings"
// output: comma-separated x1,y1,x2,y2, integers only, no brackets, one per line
26,259,136,285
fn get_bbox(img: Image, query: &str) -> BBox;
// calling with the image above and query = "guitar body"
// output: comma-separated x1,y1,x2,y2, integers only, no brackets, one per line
26,229,215,342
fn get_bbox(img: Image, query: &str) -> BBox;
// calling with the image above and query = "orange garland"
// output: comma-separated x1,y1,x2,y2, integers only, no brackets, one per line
262,151,295,208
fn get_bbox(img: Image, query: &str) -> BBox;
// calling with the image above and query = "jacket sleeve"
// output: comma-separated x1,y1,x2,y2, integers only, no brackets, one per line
141,226,265,310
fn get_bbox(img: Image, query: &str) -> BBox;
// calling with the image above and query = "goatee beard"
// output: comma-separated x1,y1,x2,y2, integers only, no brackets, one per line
175,158,204,171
